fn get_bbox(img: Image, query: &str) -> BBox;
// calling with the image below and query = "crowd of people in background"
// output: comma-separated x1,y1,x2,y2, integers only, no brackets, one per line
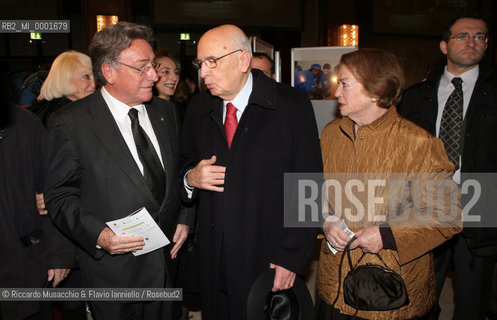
0,13,496,320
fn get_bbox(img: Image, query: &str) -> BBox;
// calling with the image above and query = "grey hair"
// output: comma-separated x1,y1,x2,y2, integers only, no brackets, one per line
232,28,252,57
89,22,155,86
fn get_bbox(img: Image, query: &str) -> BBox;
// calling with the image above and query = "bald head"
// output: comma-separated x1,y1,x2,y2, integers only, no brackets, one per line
196,25,252,100
200,25,252,54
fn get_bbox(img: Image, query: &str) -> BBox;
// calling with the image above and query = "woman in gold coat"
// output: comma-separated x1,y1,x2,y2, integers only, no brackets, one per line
317,48,462,319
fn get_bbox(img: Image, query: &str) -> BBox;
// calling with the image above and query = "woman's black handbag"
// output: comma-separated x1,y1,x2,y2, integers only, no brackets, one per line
332,236,409,312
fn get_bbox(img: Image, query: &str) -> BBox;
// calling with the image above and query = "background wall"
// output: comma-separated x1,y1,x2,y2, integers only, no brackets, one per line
1,0,495,88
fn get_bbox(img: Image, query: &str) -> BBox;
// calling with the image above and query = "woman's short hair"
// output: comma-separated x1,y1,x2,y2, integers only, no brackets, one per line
40,50,92,101
154,49,180,70
89,22,155,86
336,48,405,108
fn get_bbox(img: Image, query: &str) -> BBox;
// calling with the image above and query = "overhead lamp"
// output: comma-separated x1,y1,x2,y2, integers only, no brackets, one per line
96,15,119,32
338,24,358,46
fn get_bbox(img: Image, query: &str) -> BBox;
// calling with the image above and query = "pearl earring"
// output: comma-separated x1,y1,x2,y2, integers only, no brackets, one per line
371,97,378,103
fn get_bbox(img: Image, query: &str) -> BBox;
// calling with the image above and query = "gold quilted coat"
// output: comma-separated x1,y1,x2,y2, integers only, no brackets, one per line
318,107,462,319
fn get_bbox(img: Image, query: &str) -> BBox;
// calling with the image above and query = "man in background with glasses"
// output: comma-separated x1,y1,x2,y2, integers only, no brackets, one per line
179,24,322,319
44,22,193,320
398,15,497,320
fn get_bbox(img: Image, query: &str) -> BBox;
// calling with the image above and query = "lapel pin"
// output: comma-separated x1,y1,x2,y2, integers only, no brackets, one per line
160,116,164,121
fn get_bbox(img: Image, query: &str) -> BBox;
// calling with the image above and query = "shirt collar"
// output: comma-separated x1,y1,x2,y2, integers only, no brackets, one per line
101,87,145,122
442,65,479,89
224,73,253,112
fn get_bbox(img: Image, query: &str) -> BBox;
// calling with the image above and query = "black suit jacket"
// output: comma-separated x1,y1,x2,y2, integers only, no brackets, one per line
398,61,497,255
44,91,192,288
179,70,323,319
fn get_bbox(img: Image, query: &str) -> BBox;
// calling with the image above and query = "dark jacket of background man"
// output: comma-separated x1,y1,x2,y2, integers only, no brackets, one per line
399,41,497,320
0,103,74,320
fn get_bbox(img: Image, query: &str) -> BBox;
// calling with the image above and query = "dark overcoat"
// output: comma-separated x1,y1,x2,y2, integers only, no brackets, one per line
398,61,497,254
179,70,323,319
0,105,74,320
44,92,193,289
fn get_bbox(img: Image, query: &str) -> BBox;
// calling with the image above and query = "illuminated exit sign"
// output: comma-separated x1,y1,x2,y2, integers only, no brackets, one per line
30,32,42,40
180,33,190,40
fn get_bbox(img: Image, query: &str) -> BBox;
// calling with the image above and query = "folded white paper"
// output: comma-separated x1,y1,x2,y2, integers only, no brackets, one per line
106,207,170,256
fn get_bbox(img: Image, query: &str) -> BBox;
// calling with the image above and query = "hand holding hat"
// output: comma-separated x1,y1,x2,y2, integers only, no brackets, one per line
247,269,315,320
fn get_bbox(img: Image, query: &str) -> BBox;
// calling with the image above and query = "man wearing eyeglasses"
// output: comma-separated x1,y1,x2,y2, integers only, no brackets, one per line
398,15,497,320
179,25,322,319
44,22,193,320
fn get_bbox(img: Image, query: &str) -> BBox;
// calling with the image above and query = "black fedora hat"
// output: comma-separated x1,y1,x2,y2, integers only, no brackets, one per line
247,269,315,320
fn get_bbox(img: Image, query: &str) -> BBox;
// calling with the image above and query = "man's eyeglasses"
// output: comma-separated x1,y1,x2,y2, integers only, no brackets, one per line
192,49,243,70
114,61,158,76
449,33,488,44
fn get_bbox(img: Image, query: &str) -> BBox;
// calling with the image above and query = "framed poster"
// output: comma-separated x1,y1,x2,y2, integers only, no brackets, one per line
291,46,357,136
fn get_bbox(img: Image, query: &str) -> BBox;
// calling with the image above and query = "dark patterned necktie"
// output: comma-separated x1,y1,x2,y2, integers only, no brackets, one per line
439,77,463,169
128,108,166,204
225,102,238,148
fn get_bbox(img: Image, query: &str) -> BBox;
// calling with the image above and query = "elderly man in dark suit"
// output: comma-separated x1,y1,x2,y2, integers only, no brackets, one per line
398,15,497,320
44,22,193,320
179,24,322,319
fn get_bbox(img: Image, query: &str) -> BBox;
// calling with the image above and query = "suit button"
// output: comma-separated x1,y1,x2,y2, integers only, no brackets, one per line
211,223,214,229
210,254,214,259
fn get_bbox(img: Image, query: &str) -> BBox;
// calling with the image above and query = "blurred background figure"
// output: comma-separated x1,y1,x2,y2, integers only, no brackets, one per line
174,76,197,105
28,50,94,320
0,77,74,320
321,63,333,97
15,67,49,108
154,49,180,102
172,75,198,127
295,63,327,99
154,49,185,127
29,50,95,126
251,52,275,79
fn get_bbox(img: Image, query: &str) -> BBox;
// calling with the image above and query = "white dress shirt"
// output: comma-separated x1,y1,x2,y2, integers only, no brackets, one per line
436,65,479,183
101,87,164,175
222,73,253,122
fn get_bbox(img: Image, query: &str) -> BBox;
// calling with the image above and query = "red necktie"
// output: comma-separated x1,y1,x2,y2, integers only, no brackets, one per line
224,102,238,148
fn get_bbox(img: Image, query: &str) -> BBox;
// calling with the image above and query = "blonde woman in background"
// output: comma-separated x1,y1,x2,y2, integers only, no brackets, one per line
30,50,95,126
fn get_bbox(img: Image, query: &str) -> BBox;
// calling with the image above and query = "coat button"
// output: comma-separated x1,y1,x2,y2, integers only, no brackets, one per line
211,223,214,229
210,254,214,259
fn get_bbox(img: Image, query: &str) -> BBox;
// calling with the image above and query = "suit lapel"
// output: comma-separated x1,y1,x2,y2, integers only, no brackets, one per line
88,93,156,204
209,99,225,138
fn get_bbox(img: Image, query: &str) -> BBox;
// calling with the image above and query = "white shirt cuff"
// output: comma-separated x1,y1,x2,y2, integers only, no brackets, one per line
183,170,194,199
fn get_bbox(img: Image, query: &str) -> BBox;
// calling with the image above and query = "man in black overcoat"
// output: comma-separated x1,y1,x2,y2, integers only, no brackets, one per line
179,24,322,319
398,15,497,320
44,22,193,320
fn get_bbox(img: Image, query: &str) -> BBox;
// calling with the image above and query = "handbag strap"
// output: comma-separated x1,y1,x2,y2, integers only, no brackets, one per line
374,252,389,268
331,236,357,308
349,241,391,270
